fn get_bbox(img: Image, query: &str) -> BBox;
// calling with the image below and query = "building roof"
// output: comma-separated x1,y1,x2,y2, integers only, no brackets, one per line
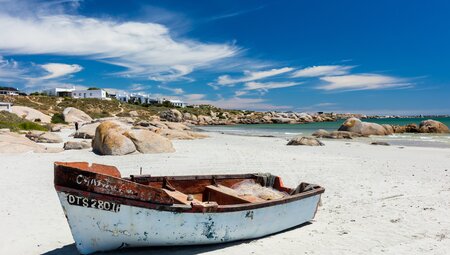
0,87,19,91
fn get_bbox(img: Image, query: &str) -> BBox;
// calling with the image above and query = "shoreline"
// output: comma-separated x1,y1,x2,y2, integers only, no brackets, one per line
198,126,450,149
1,131,450,254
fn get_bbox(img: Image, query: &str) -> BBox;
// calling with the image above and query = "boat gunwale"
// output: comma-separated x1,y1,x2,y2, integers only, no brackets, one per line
55,184,324,213
54,162,325,213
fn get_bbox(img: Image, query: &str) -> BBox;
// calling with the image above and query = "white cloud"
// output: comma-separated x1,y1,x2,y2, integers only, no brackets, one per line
148,65,194,82
234,90,248,97
0,11,237,80
24,81,87,91
217,67,293,85
0,56,23,82
292,65,353,77
318,74,412,91
243,81,302,91
183,93,206,101
184,96,292,111
129,83,148,92
158,85,184,95
37,63,82,80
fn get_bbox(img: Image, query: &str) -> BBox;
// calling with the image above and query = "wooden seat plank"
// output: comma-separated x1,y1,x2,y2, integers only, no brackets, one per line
205,184,265,204
163,189,201,205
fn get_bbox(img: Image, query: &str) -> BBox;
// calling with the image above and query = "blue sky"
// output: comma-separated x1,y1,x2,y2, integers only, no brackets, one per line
0,0,449,114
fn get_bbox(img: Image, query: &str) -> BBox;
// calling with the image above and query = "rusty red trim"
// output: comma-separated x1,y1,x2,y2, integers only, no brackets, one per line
54,162,325,213
55,185,324,213
54,162,174,205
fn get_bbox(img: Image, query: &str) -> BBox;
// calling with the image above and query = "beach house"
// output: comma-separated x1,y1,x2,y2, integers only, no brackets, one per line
0,87,20,96
114,92,158,104
42,87,75,97
0,102,12,112
168,99,187,108
71,89,109,100
112,92,186,107
157,98,187,107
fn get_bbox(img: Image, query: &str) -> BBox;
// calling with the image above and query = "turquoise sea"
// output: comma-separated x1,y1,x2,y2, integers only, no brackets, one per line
199,117,450,148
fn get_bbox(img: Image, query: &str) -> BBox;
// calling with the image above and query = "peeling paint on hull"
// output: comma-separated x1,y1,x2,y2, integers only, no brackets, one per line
57,191,321,254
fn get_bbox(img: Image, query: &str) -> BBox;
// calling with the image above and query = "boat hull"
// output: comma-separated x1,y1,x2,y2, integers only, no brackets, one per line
57,191,321,254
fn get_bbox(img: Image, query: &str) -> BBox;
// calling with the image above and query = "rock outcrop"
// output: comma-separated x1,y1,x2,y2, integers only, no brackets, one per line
165,122,191,131
124,129,174,153
312,129,330,138
11,106,51,123
338,118,388,136
63,107,93,123
419,119,449,133
0,132,62,153
382,124,394,135
287,136,324,146
73,122,100,139
92,121,175,155
64,140,91,150
405,124,420,133
92,121,136,155
271,117,293,124
371,141,390,146
157,129,208,140
25,131,63,143
312,129,364,139
160,109,183,122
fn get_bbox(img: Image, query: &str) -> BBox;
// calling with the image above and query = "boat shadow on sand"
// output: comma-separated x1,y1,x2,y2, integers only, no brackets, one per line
42,222,311,255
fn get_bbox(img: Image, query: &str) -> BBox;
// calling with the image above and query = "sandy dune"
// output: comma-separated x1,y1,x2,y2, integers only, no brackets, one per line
0,130,449,254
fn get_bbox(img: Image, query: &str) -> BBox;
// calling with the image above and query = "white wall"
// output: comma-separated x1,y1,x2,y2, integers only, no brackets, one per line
71,90,107,99
0,103,12,112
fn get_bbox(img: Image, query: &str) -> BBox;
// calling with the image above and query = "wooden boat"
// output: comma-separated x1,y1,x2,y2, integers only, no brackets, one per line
54,162,325,254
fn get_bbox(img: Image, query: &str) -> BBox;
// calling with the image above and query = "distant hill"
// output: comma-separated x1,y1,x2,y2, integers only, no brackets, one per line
0,95,242,119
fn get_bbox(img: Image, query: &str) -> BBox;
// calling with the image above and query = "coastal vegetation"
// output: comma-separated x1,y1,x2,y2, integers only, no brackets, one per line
0,111,48,132
0,95,244,120
50,113,67,124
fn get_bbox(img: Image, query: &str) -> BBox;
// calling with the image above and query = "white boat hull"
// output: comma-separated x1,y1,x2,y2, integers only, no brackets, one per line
57,191,321,254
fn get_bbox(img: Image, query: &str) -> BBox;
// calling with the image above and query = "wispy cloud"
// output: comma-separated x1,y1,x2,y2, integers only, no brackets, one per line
217,67,293,86
318,74,412,91
158,85,184,95
36,63,82,80
292,65,353,77
207,6,265,21
183,96,292,111
129,83,149,92
148,65,194,82
0,56,24,82
183,93,206,101
243,81,302,91
0,4,237,81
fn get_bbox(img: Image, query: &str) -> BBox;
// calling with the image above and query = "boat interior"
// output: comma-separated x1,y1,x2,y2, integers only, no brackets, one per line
55,162,321,207
127,173,293,206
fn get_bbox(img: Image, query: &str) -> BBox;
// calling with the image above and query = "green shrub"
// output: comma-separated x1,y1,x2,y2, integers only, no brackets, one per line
0,111,48,132
51,113,67,124
18,122,48,131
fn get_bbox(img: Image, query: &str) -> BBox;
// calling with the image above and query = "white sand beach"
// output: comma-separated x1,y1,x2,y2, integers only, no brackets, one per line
1,130,449,255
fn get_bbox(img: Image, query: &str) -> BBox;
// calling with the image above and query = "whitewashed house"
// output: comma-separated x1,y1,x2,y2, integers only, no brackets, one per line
134,93,158,104
42,87,75,97
115,92,130,103
168,99,187,108
0,102,12,112
0,87,20,96
157,98,187,108
115,92,158,104
71,89,109,100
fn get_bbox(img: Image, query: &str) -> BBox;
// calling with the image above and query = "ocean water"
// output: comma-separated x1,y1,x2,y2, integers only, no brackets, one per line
199,117,450,148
